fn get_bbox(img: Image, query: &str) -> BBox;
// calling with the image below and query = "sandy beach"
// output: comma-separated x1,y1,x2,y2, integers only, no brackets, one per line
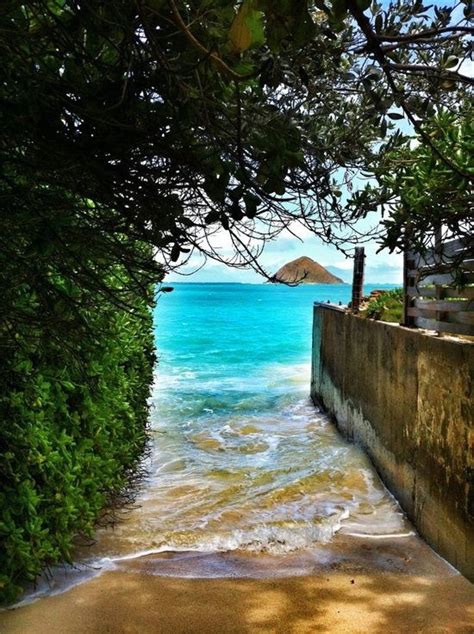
1,568,473,634
1,533,473,633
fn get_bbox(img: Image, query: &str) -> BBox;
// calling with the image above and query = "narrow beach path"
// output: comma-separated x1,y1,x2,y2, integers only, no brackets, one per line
1,565,473,633
2,284,472,632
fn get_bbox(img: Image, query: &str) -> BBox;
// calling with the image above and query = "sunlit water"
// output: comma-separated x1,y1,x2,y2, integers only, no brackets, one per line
81,282,408,558
17,282,419,602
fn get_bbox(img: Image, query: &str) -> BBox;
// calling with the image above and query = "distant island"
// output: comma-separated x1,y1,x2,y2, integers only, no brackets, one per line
271,256,344,284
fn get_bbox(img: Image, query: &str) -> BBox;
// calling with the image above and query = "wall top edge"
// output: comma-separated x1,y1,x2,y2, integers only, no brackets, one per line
313,304,474,346
313,302,346,312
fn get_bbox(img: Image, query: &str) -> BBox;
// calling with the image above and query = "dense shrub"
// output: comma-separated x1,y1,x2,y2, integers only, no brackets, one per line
366,288,403,322
0,269,156,604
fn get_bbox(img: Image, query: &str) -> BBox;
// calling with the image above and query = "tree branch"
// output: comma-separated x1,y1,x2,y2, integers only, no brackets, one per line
168,0,254,82
346,0,472,180
376,25,474,43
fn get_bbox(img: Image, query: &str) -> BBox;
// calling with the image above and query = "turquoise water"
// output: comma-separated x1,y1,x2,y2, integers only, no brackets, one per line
153,282,391,425
155,283,352,386
17,282,413,601
80,281,406,560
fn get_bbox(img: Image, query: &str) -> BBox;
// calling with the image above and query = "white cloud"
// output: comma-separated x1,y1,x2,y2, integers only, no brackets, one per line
169,228,403,285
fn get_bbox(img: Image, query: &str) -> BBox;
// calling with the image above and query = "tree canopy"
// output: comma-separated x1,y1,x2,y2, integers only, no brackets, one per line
0,0,472,302
358,103,473,255
1,0,473,603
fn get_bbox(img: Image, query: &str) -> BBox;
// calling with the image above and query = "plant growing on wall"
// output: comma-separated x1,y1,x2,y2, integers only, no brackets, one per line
366,288,403,322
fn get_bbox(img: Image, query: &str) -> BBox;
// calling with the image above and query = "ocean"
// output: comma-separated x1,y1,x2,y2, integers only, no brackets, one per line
141,282,408,557
19,282,412,600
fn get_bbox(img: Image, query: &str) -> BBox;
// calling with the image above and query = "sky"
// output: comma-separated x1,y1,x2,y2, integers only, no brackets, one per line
168,222,404,285
167,167,405,285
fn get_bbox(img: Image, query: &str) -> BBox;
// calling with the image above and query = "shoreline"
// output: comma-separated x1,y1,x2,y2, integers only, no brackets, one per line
2,532,473,633
2,530,450,608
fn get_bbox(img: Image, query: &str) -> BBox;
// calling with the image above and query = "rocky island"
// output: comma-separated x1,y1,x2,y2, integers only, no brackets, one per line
271,256,344,284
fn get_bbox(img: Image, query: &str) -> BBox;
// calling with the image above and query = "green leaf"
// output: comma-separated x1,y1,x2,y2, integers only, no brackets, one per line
444,56,459,69
220,214,230,230
229,187,242,202
292,7,316,47
244,193,259,218
331,0,348,21
375,13,383,33
170,243,180,261
229,1,265,53
230,202,245,220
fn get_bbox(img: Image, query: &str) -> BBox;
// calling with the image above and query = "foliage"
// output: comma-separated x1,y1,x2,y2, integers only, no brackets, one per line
0,264,156,604
0,1,472,287
351,104,473,254
365,288,403,322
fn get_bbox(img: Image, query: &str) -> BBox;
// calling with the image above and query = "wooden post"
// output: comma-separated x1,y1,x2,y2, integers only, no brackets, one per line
403,249,415,327
434,228,444,335
402,223,416,327
351,247,365,314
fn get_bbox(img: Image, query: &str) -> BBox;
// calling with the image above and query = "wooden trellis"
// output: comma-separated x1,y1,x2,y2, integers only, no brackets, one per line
403,236,474,336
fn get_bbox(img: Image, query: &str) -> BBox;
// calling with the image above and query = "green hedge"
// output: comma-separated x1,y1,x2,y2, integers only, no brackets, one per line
0,273,155,604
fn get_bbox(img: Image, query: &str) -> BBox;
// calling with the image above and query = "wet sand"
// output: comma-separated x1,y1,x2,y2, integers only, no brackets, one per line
1,570,473,633
2,534,473,633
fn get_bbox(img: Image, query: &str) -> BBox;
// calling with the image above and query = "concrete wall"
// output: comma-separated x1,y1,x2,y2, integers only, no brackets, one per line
311,304,474,580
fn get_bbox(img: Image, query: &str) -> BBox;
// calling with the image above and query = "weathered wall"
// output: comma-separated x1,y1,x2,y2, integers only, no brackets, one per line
311,304,474,580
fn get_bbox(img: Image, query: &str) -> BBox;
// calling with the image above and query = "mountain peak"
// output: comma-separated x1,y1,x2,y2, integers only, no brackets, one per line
271,257,344,284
